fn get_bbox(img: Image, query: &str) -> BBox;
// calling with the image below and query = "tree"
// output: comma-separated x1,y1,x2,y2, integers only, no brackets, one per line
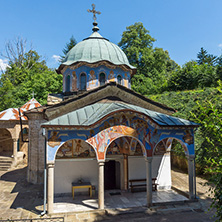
118,22,179,95
60,35,77,62
197,47,217,66
0,38,62,110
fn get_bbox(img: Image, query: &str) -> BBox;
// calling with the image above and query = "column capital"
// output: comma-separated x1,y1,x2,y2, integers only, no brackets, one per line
47,163,55,168
186,155,195,161
98,161,105,166
145,157,153,163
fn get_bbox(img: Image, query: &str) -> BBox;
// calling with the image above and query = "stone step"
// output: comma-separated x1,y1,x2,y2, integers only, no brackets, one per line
0,166,10,171
0,160,12,163
0,162,11,166
0,157,13,161
0,156,13,171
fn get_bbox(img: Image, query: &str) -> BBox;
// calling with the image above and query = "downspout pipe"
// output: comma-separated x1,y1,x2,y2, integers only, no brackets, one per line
41,127,47,216
18,108,29,143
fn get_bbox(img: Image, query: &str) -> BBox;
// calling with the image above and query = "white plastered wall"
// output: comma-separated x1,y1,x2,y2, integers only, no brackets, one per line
54,159,98,194
54,153,171,194
128,153,171,190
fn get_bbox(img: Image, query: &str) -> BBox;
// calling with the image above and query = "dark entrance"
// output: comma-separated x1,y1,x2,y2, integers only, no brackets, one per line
104,160,120,190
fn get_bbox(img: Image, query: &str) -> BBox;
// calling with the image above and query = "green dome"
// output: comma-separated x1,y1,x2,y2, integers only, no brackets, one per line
61,32,136,70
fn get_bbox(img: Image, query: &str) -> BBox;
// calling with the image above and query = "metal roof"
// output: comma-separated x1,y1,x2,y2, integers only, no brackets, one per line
42,100,198,127
0,98,41,121
61,32,136,70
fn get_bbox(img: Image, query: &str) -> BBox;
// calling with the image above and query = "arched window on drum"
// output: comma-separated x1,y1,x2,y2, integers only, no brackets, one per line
80,73,87,90
117,75,122,85
99,73,106,86
65,75,70,92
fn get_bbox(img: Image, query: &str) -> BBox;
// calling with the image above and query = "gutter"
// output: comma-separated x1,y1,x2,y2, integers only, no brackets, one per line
41,127,47,216
18,108,29,143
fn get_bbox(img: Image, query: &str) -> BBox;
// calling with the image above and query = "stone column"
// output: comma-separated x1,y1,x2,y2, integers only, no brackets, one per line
98,161,105,209
47,163,54,214
146,157,153,207
187,155,195,200
12,138,18,159
123,154,129,190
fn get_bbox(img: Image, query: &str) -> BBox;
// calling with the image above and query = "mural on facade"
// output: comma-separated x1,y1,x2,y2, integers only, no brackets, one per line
47,111,195,162
56,139,96,159
108,70,115,82
106,141,121,155
88,70,96,89
124,73,128,87
72,71,78,91
154,141,167,155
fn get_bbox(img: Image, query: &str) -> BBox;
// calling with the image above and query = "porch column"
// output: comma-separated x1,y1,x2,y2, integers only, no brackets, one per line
47,163,54,214
98,161,105,209
187,155,195,200
12,138,18,159
123,154,129,190
146,157,153,207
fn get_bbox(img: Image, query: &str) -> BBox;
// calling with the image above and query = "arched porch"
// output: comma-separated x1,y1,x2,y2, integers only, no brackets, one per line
43,110,197,214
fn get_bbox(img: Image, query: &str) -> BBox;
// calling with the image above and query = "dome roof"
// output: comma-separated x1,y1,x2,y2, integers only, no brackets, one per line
60,32,136,71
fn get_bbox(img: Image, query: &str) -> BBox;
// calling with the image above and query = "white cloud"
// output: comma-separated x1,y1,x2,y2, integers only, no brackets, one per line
218,43,222,48
52,55,61,63
0,59,10,72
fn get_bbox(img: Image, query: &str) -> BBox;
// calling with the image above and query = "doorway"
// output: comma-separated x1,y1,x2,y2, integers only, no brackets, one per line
104,160,120,190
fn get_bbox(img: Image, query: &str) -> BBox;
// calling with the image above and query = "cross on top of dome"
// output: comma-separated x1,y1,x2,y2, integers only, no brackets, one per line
87,4,101,32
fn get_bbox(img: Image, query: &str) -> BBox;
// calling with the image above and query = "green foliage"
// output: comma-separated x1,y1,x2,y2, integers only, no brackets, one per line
0,50,62,110
192,98,222,221
149,84,222,220
60,35,77,62
119,22,179,94
167,61,218,91
197,47,218,66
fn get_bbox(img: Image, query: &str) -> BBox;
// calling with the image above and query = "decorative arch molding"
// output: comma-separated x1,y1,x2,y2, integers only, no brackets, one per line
151,131,195,157
47,137,98,163
86,125,146,161
104,135,146,160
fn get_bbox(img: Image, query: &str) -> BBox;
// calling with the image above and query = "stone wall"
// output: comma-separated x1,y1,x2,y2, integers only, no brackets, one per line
26,113,46,184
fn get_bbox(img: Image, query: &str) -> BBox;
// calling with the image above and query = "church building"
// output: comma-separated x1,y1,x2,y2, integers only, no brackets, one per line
24,5,198,214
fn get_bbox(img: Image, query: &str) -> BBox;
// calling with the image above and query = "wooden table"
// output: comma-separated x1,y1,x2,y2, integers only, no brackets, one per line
72,182,92,199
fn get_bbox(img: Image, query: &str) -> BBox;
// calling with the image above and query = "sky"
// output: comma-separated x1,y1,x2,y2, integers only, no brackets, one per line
0,0,222,71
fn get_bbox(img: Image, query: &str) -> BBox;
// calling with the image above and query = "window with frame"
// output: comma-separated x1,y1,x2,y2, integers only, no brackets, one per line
80,73,87,90
117,75,122,85
65,75,70,92
99,73,106,86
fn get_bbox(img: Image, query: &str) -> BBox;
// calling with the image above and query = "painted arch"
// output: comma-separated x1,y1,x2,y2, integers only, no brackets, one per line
46,110,195,163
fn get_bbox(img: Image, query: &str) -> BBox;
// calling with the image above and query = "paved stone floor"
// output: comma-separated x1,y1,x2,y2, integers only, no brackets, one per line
0,166,215,221
51,190,187,213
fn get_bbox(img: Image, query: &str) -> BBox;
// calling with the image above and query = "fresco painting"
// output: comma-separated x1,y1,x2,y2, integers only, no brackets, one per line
47,111,195,162
88,70,97,89
106,141,121,155
56,139,96,159
72,71,78,91
124,73,128,87
108,70,115,82
154,141,166,155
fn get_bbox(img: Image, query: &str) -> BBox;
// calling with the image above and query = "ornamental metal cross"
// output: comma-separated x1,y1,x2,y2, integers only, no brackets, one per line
87,4,101,22
31,91,36,98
